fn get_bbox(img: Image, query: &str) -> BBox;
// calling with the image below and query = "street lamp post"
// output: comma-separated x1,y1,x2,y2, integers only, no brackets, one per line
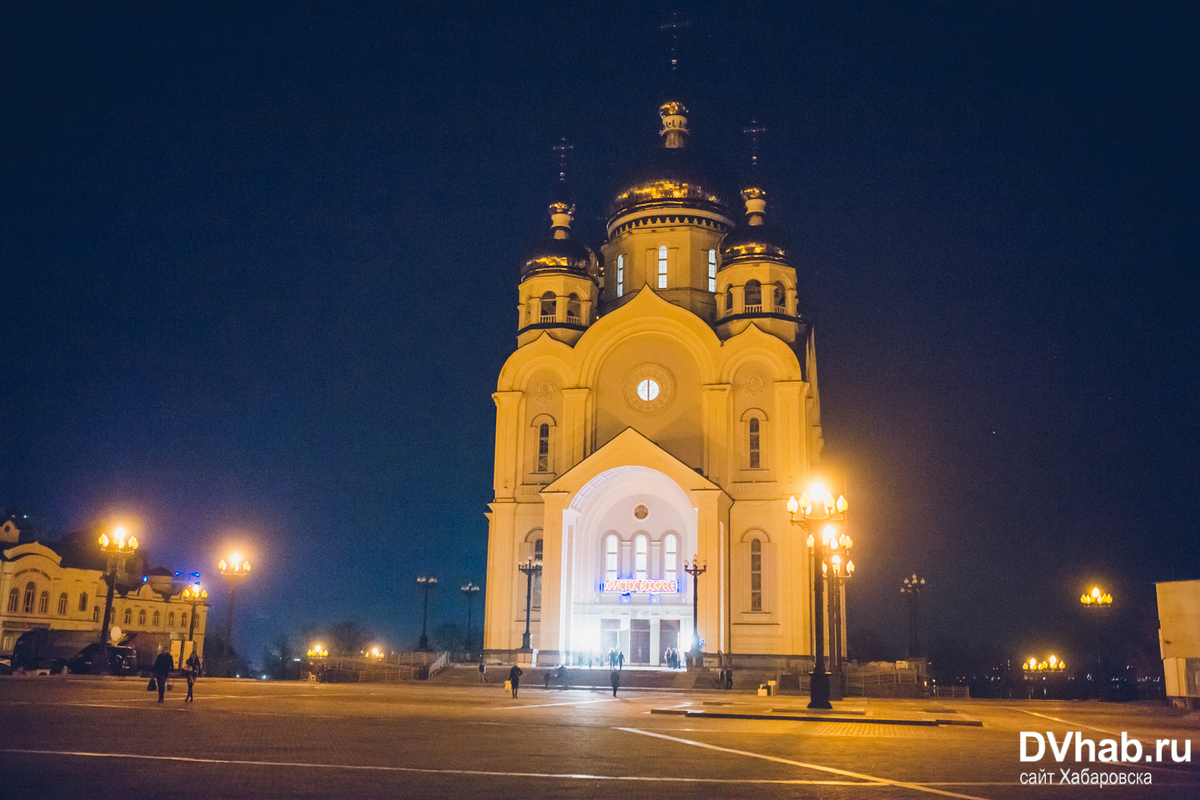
1080,585,1112,697
461,582,480,651
416,575,438,651
98,527,139,646
901,573,925,658
517,558,542,652
787,488,849,710
825,553,855,674
218,554,251,660
182,581,207,663
683,556,707,669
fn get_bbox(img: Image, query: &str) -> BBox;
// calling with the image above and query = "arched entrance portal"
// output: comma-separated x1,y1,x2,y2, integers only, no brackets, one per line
560,466,697,666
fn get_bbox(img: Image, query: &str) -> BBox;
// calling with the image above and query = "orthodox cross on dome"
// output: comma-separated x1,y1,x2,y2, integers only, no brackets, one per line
552,137,574,183
659,11,690,72
743,119,766,167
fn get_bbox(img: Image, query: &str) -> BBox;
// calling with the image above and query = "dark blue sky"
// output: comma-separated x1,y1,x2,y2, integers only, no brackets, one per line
3,3,1196,666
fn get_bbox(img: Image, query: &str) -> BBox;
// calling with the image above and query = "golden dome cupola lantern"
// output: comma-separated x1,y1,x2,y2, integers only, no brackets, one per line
659,101,689,148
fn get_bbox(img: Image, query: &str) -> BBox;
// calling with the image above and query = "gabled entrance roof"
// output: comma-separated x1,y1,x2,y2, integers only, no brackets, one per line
543,427,724,506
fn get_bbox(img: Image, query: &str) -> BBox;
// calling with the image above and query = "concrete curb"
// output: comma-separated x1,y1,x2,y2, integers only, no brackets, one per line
650,708,984,726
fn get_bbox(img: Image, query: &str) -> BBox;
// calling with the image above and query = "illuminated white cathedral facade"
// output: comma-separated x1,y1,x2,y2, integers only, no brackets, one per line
483,99,829,667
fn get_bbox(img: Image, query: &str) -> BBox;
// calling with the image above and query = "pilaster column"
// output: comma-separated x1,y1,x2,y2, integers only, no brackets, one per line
702,384,731,484
484,502,517,651
538,491,570,659
561,388,590,471
492,391,523,500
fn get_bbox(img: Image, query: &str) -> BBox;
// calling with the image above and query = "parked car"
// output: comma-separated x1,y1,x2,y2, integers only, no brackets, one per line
66,643,138,675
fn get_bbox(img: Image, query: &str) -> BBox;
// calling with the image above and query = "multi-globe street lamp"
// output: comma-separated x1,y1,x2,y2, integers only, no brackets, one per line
181,581,208,655
683,556,707,667
461,582,480,651
98,527,138,646
218,554,251,659
900,573,926,658
517,558,542,652
1080,585,1113,696
787,487,848,709
824,552,855,676
1080,586,1113,608
416,575,438,651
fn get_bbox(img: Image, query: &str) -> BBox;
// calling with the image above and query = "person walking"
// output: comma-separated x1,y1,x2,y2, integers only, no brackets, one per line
184,650,201,702
152,650,174,704
478,657,486,684
508,664,523,698
617,651,624,670
610,667,620,697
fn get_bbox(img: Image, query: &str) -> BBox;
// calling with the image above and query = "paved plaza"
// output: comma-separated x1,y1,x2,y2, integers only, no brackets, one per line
1,675,1197,798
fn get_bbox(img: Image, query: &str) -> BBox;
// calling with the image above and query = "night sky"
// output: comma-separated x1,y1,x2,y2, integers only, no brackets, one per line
3,3,1197,670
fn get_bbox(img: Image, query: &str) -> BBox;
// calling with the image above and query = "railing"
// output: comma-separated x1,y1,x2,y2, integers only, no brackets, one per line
314,650,449,683
744,304,762,314
540,314,557,324
933,685,970,698
428,651,451,678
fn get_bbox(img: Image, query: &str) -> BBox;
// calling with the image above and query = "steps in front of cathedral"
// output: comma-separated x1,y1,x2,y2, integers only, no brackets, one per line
428,663,779,692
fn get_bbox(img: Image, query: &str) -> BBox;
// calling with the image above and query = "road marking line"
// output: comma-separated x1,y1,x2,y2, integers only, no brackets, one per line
0,750,885,785
1003,707,1126,737
617,727,992,800
489,698,615,711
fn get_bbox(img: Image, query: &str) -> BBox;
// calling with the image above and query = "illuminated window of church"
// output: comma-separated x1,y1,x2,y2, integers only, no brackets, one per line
567,293,581,322
664,534,678,577
750,539,763,611
58,593,68,615
537,423,550,472
635,535,648,580
617,255,624,297
540,292,556,322
657,245,668,288
708,249,717,291
745,280,762,310
749,417,761,468
605,536,618,581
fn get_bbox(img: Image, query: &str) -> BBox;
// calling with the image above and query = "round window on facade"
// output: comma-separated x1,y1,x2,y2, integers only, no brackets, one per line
624,364,674,414
633,504,650,520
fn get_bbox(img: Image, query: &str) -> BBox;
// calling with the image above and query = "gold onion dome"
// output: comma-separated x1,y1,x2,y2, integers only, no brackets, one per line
521,184,598,281
608,101,733,221
720,183,790,264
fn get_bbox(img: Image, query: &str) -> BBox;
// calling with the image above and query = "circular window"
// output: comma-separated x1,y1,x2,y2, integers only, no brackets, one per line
633,504,649,520
624,364,674,414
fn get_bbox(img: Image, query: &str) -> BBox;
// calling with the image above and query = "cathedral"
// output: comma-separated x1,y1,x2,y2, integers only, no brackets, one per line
482,96,829,669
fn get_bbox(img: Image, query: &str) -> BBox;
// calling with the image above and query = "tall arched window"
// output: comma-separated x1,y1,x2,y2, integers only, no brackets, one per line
123,608,132,625
92,605,101,623
168,611,175,627
79,592,88,612
567,293,581,322
744,280,762,310
532,538,543,609
57,593,68,616
7,588,18,613
725,287,733,314
750,539,763,611
181,612,188,629
773,281,786,311
635,535,648,580
23,582,35,613
664,534,678,579
540,292,557,322
38,591,49,614
605,535,619,581
537,423,550,472
616,254,625,297
708,249,717,291
152,610,161,627
657,245,668,288
749,417,761,469
137,609,147,626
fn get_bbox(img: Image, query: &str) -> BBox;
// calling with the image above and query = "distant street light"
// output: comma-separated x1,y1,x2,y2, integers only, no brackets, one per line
218,554,251,659
1079,585,1113,697
517,558,542,652
461,582,480,651
1080,586,1113,608
181,581,208,654
683,556,707,668
416,575,438,651
900,573,926,658
787,487,849,710
98,527,138,645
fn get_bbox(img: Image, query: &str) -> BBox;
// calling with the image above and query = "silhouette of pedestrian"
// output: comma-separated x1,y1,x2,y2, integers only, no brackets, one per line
618,651,624,670
610,668,620,697
478,657,486,684
184,650,201,702
508,664,523,698
152,650,174,704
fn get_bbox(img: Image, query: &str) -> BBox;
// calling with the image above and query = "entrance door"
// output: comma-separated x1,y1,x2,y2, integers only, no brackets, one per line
601,619,620,654
659,619,679,661
630,619,650,664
